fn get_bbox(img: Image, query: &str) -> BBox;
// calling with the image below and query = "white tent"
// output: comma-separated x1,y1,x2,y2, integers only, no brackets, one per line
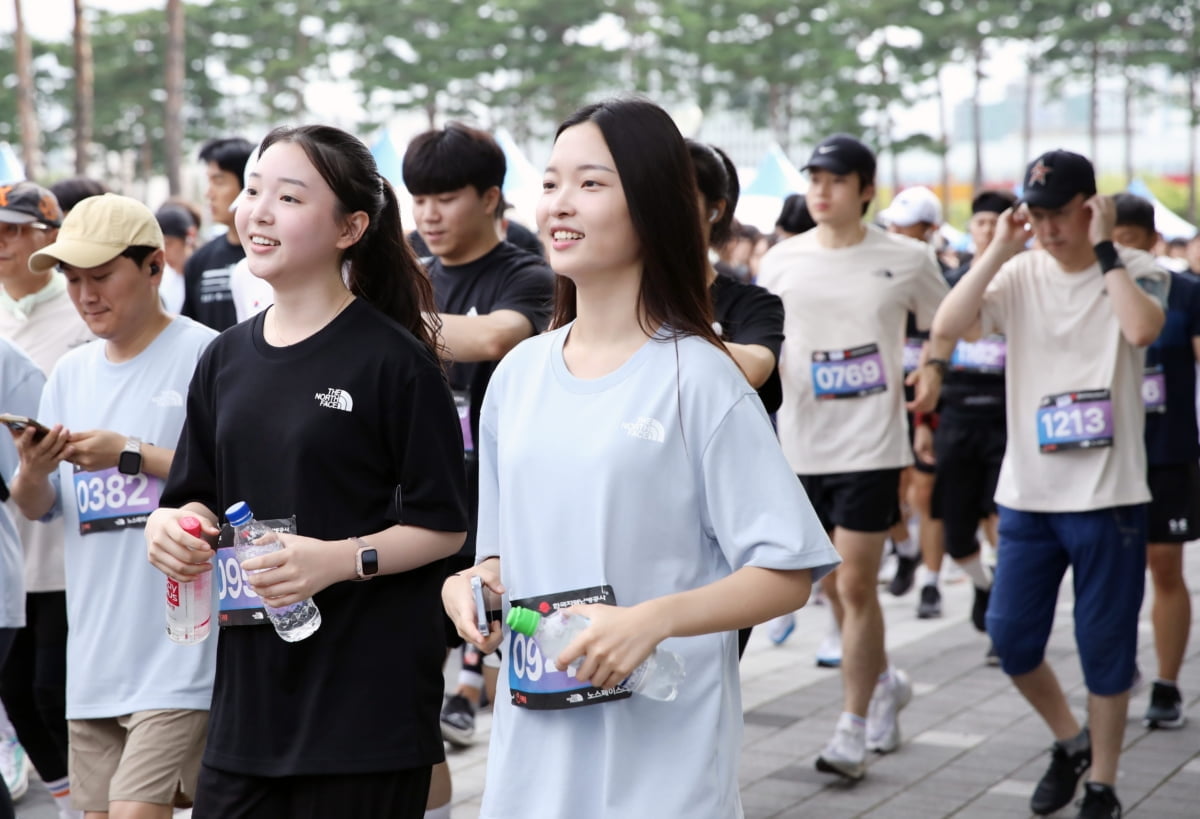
1127,179,1197,241
0,143,24,184
735,143,807,232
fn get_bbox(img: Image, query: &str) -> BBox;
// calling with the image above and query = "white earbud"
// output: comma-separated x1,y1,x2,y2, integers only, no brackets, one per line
709,209,719,222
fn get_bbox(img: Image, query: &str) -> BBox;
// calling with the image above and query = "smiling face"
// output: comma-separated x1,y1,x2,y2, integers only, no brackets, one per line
411,185,500,265
536,121,641,285
234,141,365,286
0,222,55,292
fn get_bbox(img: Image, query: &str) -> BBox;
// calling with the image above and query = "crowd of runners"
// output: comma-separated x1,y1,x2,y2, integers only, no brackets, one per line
0,95,1196,819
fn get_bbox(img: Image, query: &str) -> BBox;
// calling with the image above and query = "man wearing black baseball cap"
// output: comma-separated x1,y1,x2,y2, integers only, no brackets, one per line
933,151,1167,818
758,135,949,781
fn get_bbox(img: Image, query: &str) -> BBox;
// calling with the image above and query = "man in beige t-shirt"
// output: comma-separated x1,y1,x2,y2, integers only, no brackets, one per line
758,135,948,781
933,150,1166,819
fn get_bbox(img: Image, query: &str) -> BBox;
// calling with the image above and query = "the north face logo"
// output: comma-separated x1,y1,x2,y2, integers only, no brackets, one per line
621,417,665,443
315,388,354,412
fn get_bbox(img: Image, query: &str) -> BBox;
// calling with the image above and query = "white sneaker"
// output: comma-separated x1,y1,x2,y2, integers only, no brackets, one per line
0,736,30,801
815,713,866,780
866,668,913,753
815,630,842,668
766,612,796,646
877,550,898,585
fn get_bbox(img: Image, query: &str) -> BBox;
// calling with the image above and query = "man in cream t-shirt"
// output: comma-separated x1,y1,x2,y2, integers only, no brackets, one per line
933,150,1167,819
758,135,948,781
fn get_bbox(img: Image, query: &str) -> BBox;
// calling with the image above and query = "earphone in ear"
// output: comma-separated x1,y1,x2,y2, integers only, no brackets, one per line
150,263,161,276
709,209,720,222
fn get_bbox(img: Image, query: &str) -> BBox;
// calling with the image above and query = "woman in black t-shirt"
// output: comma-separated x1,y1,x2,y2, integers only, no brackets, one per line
147,125,467,817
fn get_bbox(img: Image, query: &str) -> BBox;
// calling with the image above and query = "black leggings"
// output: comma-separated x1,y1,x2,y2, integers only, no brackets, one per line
0,591,70,784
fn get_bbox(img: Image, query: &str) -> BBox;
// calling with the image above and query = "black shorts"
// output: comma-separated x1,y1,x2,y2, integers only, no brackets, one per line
192,763,432,819
797,469,901,534
931,417,1006,559
1148,461,1200,543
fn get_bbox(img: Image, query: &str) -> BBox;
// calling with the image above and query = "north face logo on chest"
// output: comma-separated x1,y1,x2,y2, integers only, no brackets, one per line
621,417,665,443
315,388,354,412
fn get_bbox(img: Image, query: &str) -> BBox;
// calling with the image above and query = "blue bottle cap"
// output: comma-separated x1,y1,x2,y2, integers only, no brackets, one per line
225,501,253,526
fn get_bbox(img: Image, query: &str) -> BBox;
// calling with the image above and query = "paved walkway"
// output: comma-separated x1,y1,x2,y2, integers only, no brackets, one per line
16,544,1200,818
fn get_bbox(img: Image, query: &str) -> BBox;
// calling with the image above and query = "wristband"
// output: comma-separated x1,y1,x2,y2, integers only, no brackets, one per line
1093,240,1124,274
925,358,949,377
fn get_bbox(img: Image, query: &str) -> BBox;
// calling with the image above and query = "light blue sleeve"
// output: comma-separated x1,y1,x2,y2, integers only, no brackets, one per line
0,351,44,485
474,385,500,565
699,395,840,580
31,371,63,523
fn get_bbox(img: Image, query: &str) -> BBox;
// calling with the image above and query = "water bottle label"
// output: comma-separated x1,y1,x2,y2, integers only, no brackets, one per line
73,466,161,535
508,584,631,710
215,516,297,627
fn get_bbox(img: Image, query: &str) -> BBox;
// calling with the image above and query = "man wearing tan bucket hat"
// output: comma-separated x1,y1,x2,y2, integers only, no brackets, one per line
7,194,217,818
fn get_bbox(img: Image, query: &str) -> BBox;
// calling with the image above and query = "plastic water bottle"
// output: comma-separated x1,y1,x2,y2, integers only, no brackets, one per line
226,501,321,642
166,516,212,644
506,606,685,701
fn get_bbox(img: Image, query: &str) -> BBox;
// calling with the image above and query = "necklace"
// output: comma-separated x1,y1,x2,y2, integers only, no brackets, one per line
269,289,354,347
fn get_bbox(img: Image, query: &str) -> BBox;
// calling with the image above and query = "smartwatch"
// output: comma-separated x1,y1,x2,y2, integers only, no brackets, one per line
352,537,379,580
117,436,143,475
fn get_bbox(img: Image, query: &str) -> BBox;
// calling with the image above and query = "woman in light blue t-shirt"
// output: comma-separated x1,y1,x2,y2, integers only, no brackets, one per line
443,99,839,818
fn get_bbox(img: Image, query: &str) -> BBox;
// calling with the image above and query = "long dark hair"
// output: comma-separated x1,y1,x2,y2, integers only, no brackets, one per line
548,100,721,350
257,125,439,358
686,140,740,247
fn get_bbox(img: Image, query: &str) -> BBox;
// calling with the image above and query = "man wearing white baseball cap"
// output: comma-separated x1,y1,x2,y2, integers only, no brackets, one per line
9,193,217,818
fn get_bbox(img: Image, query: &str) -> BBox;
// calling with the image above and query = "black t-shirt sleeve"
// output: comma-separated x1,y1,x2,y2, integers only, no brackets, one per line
491,258,555,335
162,349,220,515
1186,278,1200,340
388,363,469,532
719,285,784,360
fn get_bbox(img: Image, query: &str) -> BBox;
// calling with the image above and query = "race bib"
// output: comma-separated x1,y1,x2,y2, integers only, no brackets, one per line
1037,389,1114,452
811,343,888,400
453,390,473,454
73,466,160,535
216,516,297,627
1142,365,1166,414
951,337,1006,374
508,585,631,710
901,339,923,374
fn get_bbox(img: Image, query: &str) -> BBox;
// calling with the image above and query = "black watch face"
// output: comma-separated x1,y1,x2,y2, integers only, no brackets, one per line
117,451,141,475
363,549,379,575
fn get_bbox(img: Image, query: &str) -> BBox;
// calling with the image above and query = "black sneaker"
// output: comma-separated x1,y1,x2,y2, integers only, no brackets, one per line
1076,782,1121,818
917,584,942,618
889,554,918,596
971,584,991,632
440,693,476,747
1143,681,1185,729
1030,731,1091,815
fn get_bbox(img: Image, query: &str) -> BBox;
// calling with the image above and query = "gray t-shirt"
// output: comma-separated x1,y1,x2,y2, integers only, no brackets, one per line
477,325,839,818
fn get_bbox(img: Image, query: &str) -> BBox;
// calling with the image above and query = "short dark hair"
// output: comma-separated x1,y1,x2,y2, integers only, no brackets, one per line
971,190,1017,215
49,177,109,214
119,245,159,266
686,140,739,246
1113,192,1156,233
402,123,506,210
198,137,255,182
776,193,815,235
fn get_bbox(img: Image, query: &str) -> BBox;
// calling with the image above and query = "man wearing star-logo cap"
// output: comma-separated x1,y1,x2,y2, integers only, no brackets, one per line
930,148,1169,817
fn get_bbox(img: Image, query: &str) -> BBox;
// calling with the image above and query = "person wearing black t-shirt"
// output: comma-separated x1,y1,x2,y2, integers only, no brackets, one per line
402,122,554,818
148,126,468,818
181,137,253,331
1113,193,1200,730
687,140,785,657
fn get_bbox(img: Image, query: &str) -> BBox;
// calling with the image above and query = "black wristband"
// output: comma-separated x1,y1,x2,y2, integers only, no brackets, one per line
926,358,949,377
1094,240,1124,274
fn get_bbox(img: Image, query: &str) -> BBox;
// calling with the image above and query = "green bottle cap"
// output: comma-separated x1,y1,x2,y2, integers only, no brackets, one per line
506,606,541,636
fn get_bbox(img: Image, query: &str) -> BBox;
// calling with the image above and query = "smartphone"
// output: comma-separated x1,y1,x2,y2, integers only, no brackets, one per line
0,413,49,442
471,574,490,637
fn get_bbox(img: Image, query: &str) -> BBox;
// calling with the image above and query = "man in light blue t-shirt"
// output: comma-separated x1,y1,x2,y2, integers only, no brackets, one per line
8,194,216,819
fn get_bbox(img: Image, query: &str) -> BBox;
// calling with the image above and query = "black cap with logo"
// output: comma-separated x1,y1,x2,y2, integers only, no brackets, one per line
802,134,876,183
1020,150,1096,209
0,181,64,227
